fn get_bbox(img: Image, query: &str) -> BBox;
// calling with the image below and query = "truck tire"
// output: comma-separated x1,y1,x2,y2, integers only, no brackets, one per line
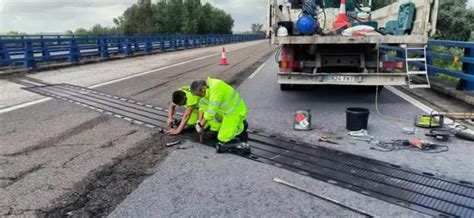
280,84,292,91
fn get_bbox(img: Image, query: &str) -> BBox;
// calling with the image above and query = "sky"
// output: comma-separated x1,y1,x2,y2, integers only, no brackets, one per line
0,0,473,34
0,0,267,34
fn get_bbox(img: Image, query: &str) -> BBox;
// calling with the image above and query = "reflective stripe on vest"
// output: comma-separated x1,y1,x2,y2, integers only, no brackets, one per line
221,90,237,108
206,78,242,115
199,98,209,107
221,90,241,114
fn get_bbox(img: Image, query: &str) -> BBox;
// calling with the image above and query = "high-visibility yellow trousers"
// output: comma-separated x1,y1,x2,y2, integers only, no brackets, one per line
217,114,245,143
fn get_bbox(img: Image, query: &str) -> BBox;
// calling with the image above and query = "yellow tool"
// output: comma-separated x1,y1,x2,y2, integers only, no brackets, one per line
414,114,444,128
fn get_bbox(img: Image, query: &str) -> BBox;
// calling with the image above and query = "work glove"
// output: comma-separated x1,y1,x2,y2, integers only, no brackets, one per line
195,123,204,134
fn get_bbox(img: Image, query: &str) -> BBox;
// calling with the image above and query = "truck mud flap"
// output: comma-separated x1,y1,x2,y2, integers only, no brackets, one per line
24,83,474,217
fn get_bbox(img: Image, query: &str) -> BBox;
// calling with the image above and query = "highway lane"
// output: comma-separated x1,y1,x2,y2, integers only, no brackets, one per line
111,54,473,217
0,40,273,216
238,56,473,182
2,40,473,216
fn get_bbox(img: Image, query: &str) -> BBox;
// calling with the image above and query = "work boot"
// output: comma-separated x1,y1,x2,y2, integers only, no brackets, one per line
215,142,230,153
236,141,251,155
237,120,249,141
215,141,251,155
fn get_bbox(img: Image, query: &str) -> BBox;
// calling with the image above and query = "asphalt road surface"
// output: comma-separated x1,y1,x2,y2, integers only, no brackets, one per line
0,40,273,216
110,53,473,216
1,40,473,217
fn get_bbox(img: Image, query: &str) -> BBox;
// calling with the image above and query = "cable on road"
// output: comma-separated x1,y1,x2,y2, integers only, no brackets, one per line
374,42,412,122
370,140,449,153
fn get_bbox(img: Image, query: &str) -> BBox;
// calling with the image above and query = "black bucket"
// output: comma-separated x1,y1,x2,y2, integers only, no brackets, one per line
346,107,370,131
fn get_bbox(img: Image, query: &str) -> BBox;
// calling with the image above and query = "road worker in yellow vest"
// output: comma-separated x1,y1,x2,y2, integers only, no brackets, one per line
165,86,200,135
190,77,250,155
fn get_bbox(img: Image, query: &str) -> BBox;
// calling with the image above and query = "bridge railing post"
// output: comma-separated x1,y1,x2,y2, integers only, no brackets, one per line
117,37,124,54
134,37,140,52
426,44,435,77
179,35,185,48
160,36,165,52
145,37,153,53
23,41,35,69
171,36,177,50
462,47,474,91
69,39,80,64
184,35,189,48
40,36,51,61
99,38,109,59
192,35,196,47
0,41,11,65
125,38,133,56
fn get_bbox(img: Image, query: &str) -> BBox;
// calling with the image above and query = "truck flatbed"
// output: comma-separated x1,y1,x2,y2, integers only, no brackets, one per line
275,35,428,45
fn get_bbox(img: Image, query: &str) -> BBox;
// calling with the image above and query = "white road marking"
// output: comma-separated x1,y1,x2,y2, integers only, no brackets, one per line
386,86,455,125
385,86,432,113
248,62,266,79
0,98,51,114
0,52,220,114
89,52,220,88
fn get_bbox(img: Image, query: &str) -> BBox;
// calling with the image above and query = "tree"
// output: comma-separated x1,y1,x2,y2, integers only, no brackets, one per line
251,23,264,34
5,31,27,36
74,28,89,35
90,24,108,35
115,0,234,35
371,0,394,10
116,2,155,35
435,0,474,41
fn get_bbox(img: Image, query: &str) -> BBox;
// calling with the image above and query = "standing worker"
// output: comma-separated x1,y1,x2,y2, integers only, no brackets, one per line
190,77,250,155
165,86,200,135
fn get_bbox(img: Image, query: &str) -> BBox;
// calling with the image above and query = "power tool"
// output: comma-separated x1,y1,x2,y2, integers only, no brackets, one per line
409,139,439,150
425,130,450,142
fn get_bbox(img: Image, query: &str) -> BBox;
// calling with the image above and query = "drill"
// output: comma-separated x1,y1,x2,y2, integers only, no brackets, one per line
409,139,439,150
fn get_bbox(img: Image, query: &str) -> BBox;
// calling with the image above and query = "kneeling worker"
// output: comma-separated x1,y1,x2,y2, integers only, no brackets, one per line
190,77,250,154
165,86,200,135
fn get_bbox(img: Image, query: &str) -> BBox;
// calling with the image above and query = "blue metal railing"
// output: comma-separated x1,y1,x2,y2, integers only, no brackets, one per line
0,34,265,70
381,40,474,91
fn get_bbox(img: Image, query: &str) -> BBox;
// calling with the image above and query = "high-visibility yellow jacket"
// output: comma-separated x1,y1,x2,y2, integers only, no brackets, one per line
202,77,247,121
178,86,199,108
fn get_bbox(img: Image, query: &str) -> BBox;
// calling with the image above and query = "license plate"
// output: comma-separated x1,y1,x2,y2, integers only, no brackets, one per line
323,75,356,83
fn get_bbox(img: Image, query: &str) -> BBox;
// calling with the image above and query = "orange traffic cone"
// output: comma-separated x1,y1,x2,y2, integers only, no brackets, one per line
332,0,352,30
219,47,228,65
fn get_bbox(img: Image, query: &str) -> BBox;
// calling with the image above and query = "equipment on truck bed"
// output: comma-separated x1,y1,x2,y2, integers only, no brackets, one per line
332,0,352,30
382,2,416,35
268,0,438,87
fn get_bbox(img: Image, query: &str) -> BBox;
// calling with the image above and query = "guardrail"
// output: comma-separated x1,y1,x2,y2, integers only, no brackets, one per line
0,34,265,70
381,40,474,91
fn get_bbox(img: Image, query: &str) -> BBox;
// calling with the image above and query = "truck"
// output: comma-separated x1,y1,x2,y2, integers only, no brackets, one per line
267,0,439,90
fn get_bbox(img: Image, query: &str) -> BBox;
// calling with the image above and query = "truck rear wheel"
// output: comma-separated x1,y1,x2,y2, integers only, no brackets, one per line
280,84,292,91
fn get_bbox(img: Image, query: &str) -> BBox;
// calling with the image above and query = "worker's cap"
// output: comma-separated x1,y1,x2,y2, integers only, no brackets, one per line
190,80,207,95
